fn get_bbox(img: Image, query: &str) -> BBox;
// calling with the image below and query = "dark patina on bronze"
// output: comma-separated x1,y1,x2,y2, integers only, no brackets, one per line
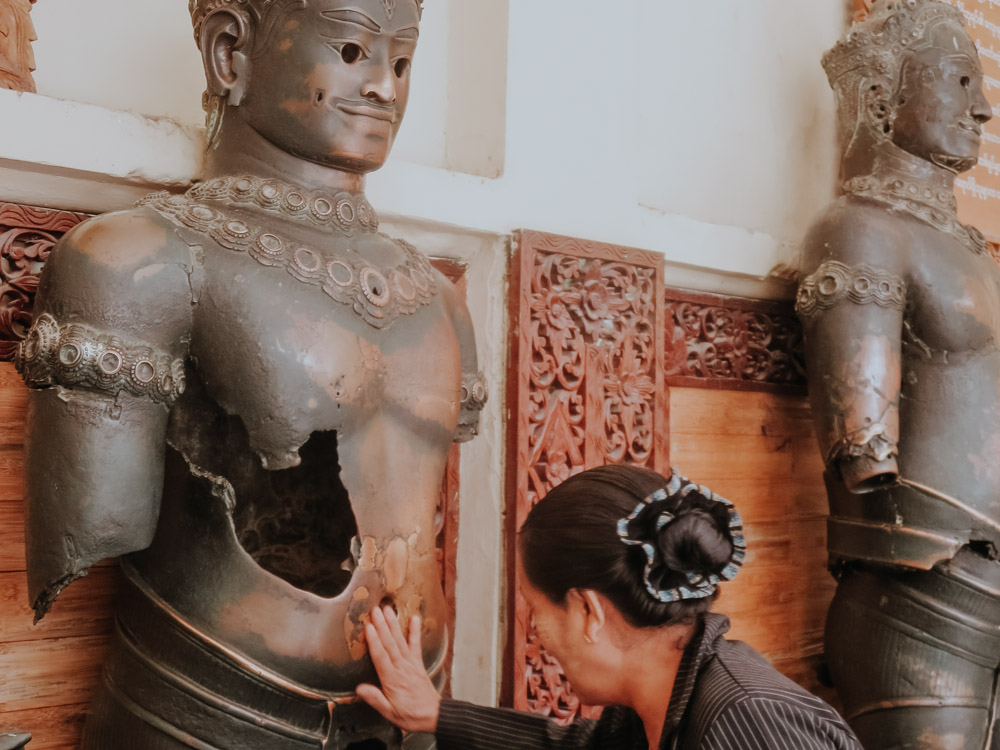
17,1,483,748
0,732,31,750
798,2,1000,747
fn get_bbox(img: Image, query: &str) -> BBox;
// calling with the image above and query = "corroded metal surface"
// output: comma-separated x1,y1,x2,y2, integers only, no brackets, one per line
17,1,478,748
799,1,1000,747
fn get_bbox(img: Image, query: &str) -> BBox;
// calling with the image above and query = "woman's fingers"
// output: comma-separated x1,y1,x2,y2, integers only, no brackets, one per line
356,683,397,722
408,615,423,661
383,605,410,652
359,608,442,734
371,606,404,664
365,621,394,673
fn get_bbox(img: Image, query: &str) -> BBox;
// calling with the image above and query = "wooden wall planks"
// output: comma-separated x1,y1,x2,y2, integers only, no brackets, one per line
669,386,837,705
0,364,114,747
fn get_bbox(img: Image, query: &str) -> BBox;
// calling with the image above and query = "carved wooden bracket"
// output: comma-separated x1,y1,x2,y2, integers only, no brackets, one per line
664,289,805,393
0,0,38,93
0,203,90,361
505,230,669,722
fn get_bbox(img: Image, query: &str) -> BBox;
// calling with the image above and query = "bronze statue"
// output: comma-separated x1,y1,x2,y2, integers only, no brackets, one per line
0,0,36,92
0,731,31,750
798,1,1000,747
16,0,485,747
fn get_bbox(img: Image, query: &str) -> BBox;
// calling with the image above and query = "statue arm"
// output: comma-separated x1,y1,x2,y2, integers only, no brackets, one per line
797,212,907,493
17,210,196,618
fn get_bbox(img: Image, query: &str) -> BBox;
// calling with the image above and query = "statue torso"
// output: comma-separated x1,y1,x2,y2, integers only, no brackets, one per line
894,211,1000,526
128,187,460,693
809,197,1000,563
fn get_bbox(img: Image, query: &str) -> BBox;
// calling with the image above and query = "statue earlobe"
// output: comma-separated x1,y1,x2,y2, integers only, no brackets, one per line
199,9,251,106
230,51,249,106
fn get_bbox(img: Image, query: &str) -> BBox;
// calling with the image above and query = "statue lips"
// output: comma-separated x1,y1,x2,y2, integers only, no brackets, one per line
335,99,397,124
956,118,982,139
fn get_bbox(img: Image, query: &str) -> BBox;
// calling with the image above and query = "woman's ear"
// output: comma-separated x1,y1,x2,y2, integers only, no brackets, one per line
200,10,250,105
568,589,606,646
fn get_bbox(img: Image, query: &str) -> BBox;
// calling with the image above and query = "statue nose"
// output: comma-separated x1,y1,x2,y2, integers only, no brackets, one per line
971,87,993,124
362,68,396,105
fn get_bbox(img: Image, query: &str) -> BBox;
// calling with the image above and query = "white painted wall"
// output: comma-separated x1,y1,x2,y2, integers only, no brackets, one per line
0,0,851,708
23,0,847,283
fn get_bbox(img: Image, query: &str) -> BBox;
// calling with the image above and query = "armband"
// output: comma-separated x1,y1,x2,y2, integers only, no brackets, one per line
455,371,488,442
15,313,186,406
796,260,906,319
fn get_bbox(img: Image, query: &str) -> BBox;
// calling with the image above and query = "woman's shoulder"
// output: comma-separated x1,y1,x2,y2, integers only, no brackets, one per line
685,637,862,749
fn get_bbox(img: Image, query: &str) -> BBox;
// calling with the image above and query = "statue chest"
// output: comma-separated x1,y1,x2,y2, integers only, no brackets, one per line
907,235,1000,357
188,242,462,470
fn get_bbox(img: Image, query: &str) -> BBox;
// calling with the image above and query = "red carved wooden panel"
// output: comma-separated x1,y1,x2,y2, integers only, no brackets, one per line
505,230,668,722
664,289,805,394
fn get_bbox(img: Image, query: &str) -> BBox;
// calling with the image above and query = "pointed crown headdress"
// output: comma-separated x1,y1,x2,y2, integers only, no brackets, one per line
822,0,970,147
188,0,423,48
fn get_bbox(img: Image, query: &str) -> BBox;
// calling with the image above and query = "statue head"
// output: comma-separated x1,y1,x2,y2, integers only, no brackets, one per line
190,0,423,174
824,0,992,175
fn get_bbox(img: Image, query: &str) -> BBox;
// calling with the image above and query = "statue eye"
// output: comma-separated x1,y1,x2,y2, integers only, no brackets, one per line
341,43,362,64
961,76,971,88
394,58,411,78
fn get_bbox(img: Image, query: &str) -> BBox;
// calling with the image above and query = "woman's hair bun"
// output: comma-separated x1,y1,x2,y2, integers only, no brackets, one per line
657,509,734,575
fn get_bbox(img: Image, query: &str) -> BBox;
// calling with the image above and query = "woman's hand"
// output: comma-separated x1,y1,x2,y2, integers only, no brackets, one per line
356,605,442,734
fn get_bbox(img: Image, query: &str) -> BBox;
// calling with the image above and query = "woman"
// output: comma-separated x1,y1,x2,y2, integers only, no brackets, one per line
358,465,862,749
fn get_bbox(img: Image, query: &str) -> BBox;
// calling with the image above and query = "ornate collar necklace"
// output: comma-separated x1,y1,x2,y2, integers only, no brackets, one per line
136,179,437,330
843,174,988,256
186,175,379,234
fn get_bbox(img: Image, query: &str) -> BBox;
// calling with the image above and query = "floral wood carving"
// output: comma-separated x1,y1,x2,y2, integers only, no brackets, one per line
0,203,90,361
0,0,37,92
506,230,668,723
664,289,805,393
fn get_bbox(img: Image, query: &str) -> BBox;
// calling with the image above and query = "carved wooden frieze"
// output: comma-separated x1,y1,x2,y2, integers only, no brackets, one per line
664,289,805,393
506,230,668,722
0,0,37,93
0,203,89,361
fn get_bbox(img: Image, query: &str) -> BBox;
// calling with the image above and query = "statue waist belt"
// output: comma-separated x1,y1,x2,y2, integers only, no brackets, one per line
104,575,396,750
837,549,1000,669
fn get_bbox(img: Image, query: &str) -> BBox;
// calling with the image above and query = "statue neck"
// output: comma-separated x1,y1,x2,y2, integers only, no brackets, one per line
844,137,957,197
203,112,368,195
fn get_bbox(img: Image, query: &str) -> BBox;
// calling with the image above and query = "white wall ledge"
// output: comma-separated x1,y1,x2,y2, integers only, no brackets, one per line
0,90,799,299
0,89,203,202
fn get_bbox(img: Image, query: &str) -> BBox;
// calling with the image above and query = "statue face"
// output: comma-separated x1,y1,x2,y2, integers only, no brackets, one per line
237,0,419,174
891,22,992,172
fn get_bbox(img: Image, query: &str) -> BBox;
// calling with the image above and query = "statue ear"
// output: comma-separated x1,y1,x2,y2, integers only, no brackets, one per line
200,10,250,106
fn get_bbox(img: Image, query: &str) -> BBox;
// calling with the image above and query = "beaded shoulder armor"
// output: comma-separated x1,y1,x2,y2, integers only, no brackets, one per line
138,176,439,331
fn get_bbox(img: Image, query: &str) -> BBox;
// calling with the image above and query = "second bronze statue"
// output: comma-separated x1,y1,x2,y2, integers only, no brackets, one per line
15,0,485,748
798,1,1000,748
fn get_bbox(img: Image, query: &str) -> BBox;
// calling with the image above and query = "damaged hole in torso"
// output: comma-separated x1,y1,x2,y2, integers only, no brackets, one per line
235,431,358,598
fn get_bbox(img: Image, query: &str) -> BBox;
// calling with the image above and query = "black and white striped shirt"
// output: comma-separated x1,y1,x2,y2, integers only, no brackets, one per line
435,614,861,750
